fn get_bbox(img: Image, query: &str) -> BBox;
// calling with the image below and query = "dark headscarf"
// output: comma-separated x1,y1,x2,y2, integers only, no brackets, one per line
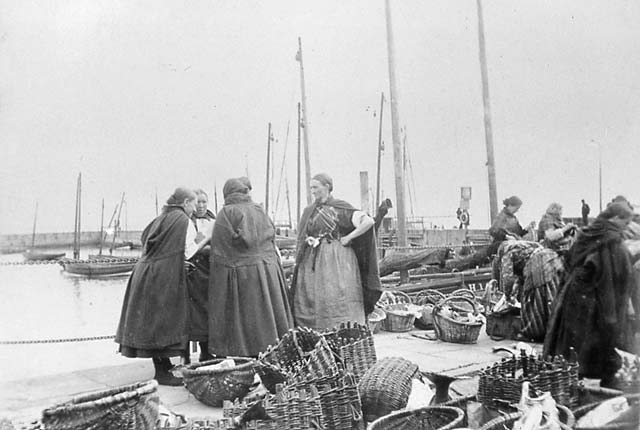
222,178,251,206
312,173,333,192
238,176,252,191
163,187,196,213
503,195,523,207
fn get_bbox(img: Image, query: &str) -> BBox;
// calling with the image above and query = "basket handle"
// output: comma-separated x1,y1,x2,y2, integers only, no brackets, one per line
448,288,476,301
414,289,446,305
378,290,412,306
434,296,479,315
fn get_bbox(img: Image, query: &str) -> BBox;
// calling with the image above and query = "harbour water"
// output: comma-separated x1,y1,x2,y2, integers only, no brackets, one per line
0,247,140,382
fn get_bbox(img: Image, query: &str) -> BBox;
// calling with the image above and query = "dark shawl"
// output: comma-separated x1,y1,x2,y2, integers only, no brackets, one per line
489,208,527,242
115,206,190,350
291,196,382,314
543,219,634,378
537,213,564,241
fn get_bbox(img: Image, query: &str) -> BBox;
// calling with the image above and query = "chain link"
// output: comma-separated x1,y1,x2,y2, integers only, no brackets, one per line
0,257,139,266
0,334,116,345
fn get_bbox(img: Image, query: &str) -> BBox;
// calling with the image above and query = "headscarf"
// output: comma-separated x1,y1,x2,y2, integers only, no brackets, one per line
503,196,523,207
312,173,333,192
238,176,252,191
163,187,196,212
222,178,251,205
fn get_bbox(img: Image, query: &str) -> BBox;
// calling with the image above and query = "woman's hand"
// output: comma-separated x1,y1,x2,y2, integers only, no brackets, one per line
340,235,353,246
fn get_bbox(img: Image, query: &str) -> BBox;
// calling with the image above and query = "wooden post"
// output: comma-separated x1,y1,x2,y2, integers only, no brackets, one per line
214,181,219,214
297,37,312,204
296,102,302,225
476,0,499,222
359,171,370,213
73,173,82,259
375,92,385,210
265,122,272,214
384,0,408,283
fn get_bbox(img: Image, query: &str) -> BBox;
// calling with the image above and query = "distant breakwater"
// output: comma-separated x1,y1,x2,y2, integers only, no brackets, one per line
0,231,143,254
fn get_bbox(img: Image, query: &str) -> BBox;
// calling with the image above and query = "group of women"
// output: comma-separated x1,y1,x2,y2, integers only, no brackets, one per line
115,174,382,385
489,195,640,388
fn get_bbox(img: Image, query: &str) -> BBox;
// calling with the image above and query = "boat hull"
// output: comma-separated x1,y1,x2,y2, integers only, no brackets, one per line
60,260,136,276
23,251,66,261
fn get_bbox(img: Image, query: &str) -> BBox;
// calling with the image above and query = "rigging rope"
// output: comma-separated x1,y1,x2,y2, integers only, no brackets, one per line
0,335,116,345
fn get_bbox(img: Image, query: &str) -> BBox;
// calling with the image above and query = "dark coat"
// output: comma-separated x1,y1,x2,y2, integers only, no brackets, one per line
543,219,635,379
115,207,190,354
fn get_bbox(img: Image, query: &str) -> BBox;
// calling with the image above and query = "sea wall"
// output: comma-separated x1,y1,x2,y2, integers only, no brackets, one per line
0,230,143,254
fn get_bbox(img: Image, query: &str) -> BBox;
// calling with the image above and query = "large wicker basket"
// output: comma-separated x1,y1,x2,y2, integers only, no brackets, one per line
368,406,465,430
572,392,640,430
477,351,580,408
479,404,575,430
322,321,377,382
181,357,256,407
358,356,419,423
413,289,446,329
41,380,159,430
367,308,387,334
432,296,483,344
378,290,416,333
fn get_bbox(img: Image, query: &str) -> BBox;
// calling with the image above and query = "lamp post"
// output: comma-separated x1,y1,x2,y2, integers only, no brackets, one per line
590,139,602,212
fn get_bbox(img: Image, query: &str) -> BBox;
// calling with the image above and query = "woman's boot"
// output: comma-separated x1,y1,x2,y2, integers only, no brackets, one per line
198,341,214,362
152,357,183,386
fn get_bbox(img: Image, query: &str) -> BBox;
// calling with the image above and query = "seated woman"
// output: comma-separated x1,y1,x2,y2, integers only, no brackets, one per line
488,196,533,256
537,202,576,254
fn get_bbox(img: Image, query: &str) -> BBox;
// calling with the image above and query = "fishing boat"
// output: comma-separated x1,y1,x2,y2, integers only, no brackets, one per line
22,202,66,261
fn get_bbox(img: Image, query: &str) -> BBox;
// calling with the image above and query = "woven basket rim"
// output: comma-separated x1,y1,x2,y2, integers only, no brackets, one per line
369,405,465,429
182,357,256,376
433,312,483,327
42,379,158,416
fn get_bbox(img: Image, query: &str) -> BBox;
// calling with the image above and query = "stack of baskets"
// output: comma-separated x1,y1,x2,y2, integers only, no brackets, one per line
432,296,483,344
322,321,377,382
40,380,159,430
181,357,257,407
377,291,417,332
477,350,580,409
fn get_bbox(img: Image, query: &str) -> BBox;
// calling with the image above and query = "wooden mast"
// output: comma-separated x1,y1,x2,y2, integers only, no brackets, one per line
265,122,272,214
98,198,105,255
30,202,38,250
73,173,82,259
476,0,499,222
214,181,219,213
375,92,385,210
384,0,408,282
155,188,159,216
296,37,312,204
296,102,302,225
110,192,125,255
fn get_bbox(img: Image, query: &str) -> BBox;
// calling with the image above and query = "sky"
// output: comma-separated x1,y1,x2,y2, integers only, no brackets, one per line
1,0,639,235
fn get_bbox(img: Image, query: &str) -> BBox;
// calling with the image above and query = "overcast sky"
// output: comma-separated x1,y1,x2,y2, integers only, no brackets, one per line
1,0,638,235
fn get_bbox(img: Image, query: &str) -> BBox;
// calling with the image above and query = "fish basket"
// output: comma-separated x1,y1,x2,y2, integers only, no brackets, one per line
288,368,363,430
40,380,159,430
432,296,483,344
256,327,324,393
477,351,580,409
413,289,446,329
378,291,416,333
479,404,575,430
367,308,386,334
181,357,256,407
358,356,419,423
218,384,325,430
322,321,377,382
571,392,640,430
368,406,465,430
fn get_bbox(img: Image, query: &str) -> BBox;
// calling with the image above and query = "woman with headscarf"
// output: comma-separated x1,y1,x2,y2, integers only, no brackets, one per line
208,178,293,357
185,189,216,363
488,196,531,253
543,202,636,388
291,173,382,330
537,202,576,254
116,187,211,385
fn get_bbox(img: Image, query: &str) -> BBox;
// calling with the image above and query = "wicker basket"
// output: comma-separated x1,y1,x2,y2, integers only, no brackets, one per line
413,289,446,329
477,351,580,408
41,380,159,430
322,321,377,382
181,357,256,407
572,393,640,430
358,356,419,423
368,406,464,430
368,308,386,334
479,404,575,430
432,296,483,344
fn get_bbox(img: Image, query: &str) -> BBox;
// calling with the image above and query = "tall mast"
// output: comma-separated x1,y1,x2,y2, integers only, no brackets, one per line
296,37,312,204
155,188,159,216
30,202,38,250
384,0,408,277
73,173,82,259
476,0,498,222
110,192,125,255
375,92,385,210
296,102,302,224
265,122,272,214
98,198,105,255
214,181,219,213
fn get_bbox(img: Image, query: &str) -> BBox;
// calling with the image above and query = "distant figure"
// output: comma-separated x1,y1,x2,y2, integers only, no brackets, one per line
115,187,211,386
581,199,590,226
185,189,216,363
291,173,382,330
456,208,463,229
538,202,576,254
374,198,392,233
208,178,293,357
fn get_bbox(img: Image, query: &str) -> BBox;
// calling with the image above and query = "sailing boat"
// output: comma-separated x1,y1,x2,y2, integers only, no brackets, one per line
59,178,137,276
22,202,66,261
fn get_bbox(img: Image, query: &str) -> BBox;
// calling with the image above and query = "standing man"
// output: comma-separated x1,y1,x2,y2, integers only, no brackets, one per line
581,199,590,226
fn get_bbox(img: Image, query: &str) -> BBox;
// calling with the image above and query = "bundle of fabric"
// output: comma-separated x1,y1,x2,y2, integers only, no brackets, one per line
520,247,566,341
492,241,541,298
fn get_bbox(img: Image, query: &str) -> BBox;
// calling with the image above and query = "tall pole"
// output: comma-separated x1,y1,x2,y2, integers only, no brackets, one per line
297,102,302,224
297,37,312,204
110,192,125,255
598,141,602,212
155,188,158,216
98,198,105,255
375,92,385,210
214,181,219,213
30,202,38,250
476,0,499,223
73,173,82,259
385,0,408,283
265,122,272,214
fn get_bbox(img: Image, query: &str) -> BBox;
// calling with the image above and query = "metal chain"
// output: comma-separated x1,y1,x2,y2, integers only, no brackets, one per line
0,257,139,266
0,334,116,345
